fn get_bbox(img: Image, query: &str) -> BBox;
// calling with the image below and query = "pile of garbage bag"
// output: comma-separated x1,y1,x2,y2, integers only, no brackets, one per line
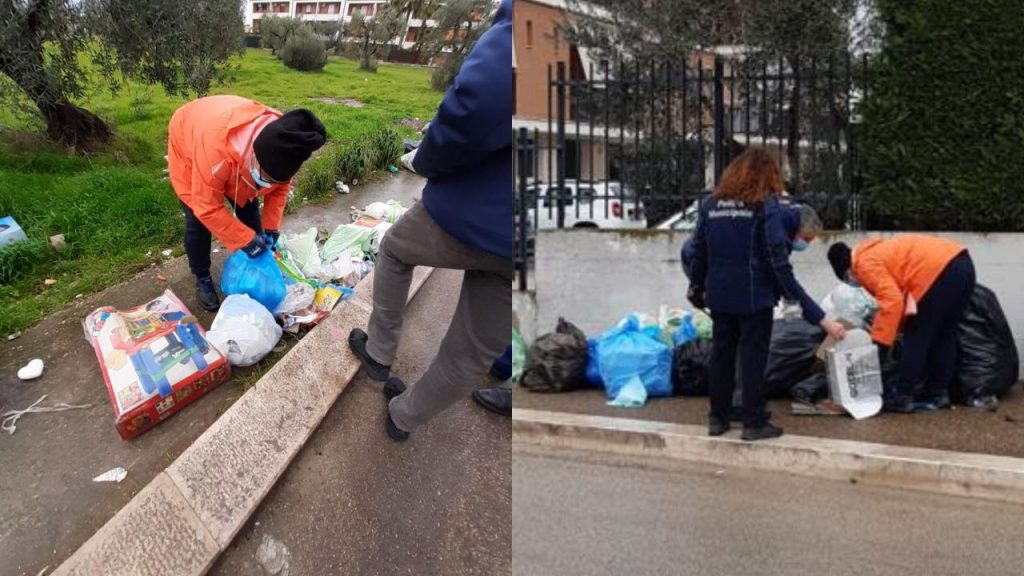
518,281,1019,412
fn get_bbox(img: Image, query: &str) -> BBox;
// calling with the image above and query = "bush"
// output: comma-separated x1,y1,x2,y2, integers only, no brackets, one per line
370,126,403,167
861,0,1024,231
281,27,328,72
291,126,408,206
261,16,305,56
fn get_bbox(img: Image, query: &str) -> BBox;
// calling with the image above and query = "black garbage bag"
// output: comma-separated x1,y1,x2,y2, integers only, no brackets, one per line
765,319,826,398
520,318,588,393
954,284,1019,402
672,340,713,396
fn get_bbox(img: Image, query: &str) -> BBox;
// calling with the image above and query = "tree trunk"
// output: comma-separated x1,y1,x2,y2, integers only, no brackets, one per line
1,41,112,151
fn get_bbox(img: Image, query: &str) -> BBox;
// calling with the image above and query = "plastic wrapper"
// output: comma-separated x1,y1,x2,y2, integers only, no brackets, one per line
821,284,878,328
83,290,230,439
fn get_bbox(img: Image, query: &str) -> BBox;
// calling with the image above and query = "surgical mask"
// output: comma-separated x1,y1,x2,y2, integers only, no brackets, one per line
250,167,272,190
792,239,809,252
845,272,861,288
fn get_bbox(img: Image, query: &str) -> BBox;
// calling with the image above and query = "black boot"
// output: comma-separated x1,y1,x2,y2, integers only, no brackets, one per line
348,328,391,382
708,416,730,437
741,423,784,441
473,387,512,417
383,377,409,442
196,276,220,311
883,394,916,414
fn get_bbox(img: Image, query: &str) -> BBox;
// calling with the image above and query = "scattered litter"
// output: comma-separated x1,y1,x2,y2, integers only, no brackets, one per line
92,467,128,483
791,400,846,416
336,181,350,194
36,566,49,576
17,358,45,381
387,165,399,174
75,294,83,299
0,215,28,249
7,331,21,341
400,150,418,173
157,274,167,282
213,248,221,254
2,395,94,435
49,234,67,252
714,470,725,477
44,278,57,286
352,178,359,186
256,534,292,576
146,250,153,257
84,290,229,439
362,200,408,223
161,249,173,257
825,328,883,420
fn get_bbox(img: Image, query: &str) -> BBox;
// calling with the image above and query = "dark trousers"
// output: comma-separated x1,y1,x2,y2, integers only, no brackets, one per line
180,200,262,280
709,309,774,428
897,252,976,399
491,345,513,381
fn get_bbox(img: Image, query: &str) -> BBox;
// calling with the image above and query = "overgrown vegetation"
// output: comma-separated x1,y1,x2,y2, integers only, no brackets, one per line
0,49,440,334
294,126,404,204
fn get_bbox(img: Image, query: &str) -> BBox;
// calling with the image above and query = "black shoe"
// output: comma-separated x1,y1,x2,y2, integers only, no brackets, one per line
348,329,391,382
708,417,730,437
196,276,220,311
741,423,784,441
384,377,406,400
382,377,409,442
473,387,512,417
883,395,916,414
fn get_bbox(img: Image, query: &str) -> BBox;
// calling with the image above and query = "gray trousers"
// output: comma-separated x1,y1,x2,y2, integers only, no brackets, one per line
365,203,512,431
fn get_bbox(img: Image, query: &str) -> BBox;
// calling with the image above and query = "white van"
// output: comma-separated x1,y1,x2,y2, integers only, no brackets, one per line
527,181,647,230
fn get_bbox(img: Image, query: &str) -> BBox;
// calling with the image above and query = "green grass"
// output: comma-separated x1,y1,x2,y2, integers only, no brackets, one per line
0,49,440,334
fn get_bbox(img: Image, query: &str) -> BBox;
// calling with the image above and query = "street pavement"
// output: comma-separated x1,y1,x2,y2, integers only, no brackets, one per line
514,444,1024,576
0,171,427,576
211,268,511,576
513,386,1024,458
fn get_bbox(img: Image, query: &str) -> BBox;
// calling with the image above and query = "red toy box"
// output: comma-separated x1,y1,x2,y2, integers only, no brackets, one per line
83,290,230,439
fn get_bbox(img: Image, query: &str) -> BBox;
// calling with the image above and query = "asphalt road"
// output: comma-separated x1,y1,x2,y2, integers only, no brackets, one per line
513,445,1024,576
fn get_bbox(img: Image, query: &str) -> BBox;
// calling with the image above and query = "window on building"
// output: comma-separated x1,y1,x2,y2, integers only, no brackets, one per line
554,28,560,54
526,21,533,48
406,28,418,42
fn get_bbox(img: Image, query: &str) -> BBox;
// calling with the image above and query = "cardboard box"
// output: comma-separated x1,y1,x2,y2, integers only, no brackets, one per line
84,290,230,439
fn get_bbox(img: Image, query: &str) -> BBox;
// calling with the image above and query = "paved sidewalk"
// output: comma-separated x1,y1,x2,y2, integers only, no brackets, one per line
211,268,511,576
513,386,1024,458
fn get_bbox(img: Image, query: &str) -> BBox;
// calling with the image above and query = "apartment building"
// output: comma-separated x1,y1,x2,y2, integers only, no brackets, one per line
246,1,428,49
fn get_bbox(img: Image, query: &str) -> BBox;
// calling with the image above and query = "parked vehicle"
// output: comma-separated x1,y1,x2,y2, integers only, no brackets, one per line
526,180,647,230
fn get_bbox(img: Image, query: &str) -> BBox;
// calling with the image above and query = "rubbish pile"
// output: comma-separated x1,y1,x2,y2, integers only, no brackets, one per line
72,200,409,439
516,283,1020,418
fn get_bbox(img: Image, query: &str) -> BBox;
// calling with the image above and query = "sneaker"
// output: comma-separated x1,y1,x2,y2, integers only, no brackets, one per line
196,276,220,311
708,417,730,437
382,377,409,442
348,329,391,382
916,392,951,411
883,395,916,414
741,423,784,441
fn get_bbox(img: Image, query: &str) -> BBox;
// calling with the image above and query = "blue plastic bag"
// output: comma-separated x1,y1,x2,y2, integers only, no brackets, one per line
607,375,647,407
221,250,287,313
673,315,699,347
584,339,603,388
596,314,673,400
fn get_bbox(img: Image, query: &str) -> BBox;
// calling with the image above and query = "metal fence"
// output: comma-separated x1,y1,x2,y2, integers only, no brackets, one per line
514,52,870,291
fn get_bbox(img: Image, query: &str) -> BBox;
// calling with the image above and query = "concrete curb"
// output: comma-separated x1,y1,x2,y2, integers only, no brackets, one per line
513,408,1024,504
52,267,434,576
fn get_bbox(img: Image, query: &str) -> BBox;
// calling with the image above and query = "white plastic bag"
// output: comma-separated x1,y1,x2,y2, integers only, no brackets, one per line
821,284,878,328
826,328,883,420
276,283,315,315
363,200,408,223
207,294,282,367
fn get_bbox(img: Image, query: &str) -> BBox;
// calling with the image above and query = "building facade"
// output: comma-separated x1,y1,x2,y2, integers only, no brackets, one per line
245,1,433,50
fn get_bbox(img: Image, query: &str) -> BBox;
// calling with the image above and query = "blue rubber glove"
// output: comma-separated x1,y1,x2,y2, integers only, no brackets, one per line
262,230,280,251
242,234,267,258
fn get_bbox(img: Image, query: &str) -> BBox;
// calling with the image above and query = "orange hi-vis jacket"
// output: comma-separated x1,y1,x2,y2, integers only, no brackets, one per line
167,95,290,251
852,235,966,346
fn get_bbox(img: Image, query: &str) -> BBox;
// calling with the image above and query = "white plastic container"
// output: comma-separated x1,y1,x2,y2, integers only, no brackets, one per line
0,216,28,249
826,328,883,420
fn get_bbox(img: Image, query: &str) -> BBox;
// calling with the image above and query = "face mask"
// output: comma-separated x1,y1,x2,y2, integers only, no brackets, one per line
250,167,272,190
792,239,809,252
845,272,861,288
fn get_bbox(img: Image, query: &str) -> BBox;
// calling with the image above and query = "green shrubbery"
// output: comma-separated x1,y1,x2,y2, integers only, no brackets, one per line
293,126,404,205
861,0,1024,231
281,27,328,72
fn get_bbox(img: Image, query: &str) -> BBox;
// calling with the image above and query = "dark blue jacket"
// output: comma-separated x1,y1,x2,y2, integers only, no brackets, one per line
413,0,512,260
682,202,801,278
688,197,824,324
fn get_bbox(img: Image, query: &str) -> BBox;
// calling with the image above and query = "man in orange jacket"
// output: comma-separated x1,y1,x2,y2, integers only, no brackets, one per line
168,95,326,310
827,235,976,413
